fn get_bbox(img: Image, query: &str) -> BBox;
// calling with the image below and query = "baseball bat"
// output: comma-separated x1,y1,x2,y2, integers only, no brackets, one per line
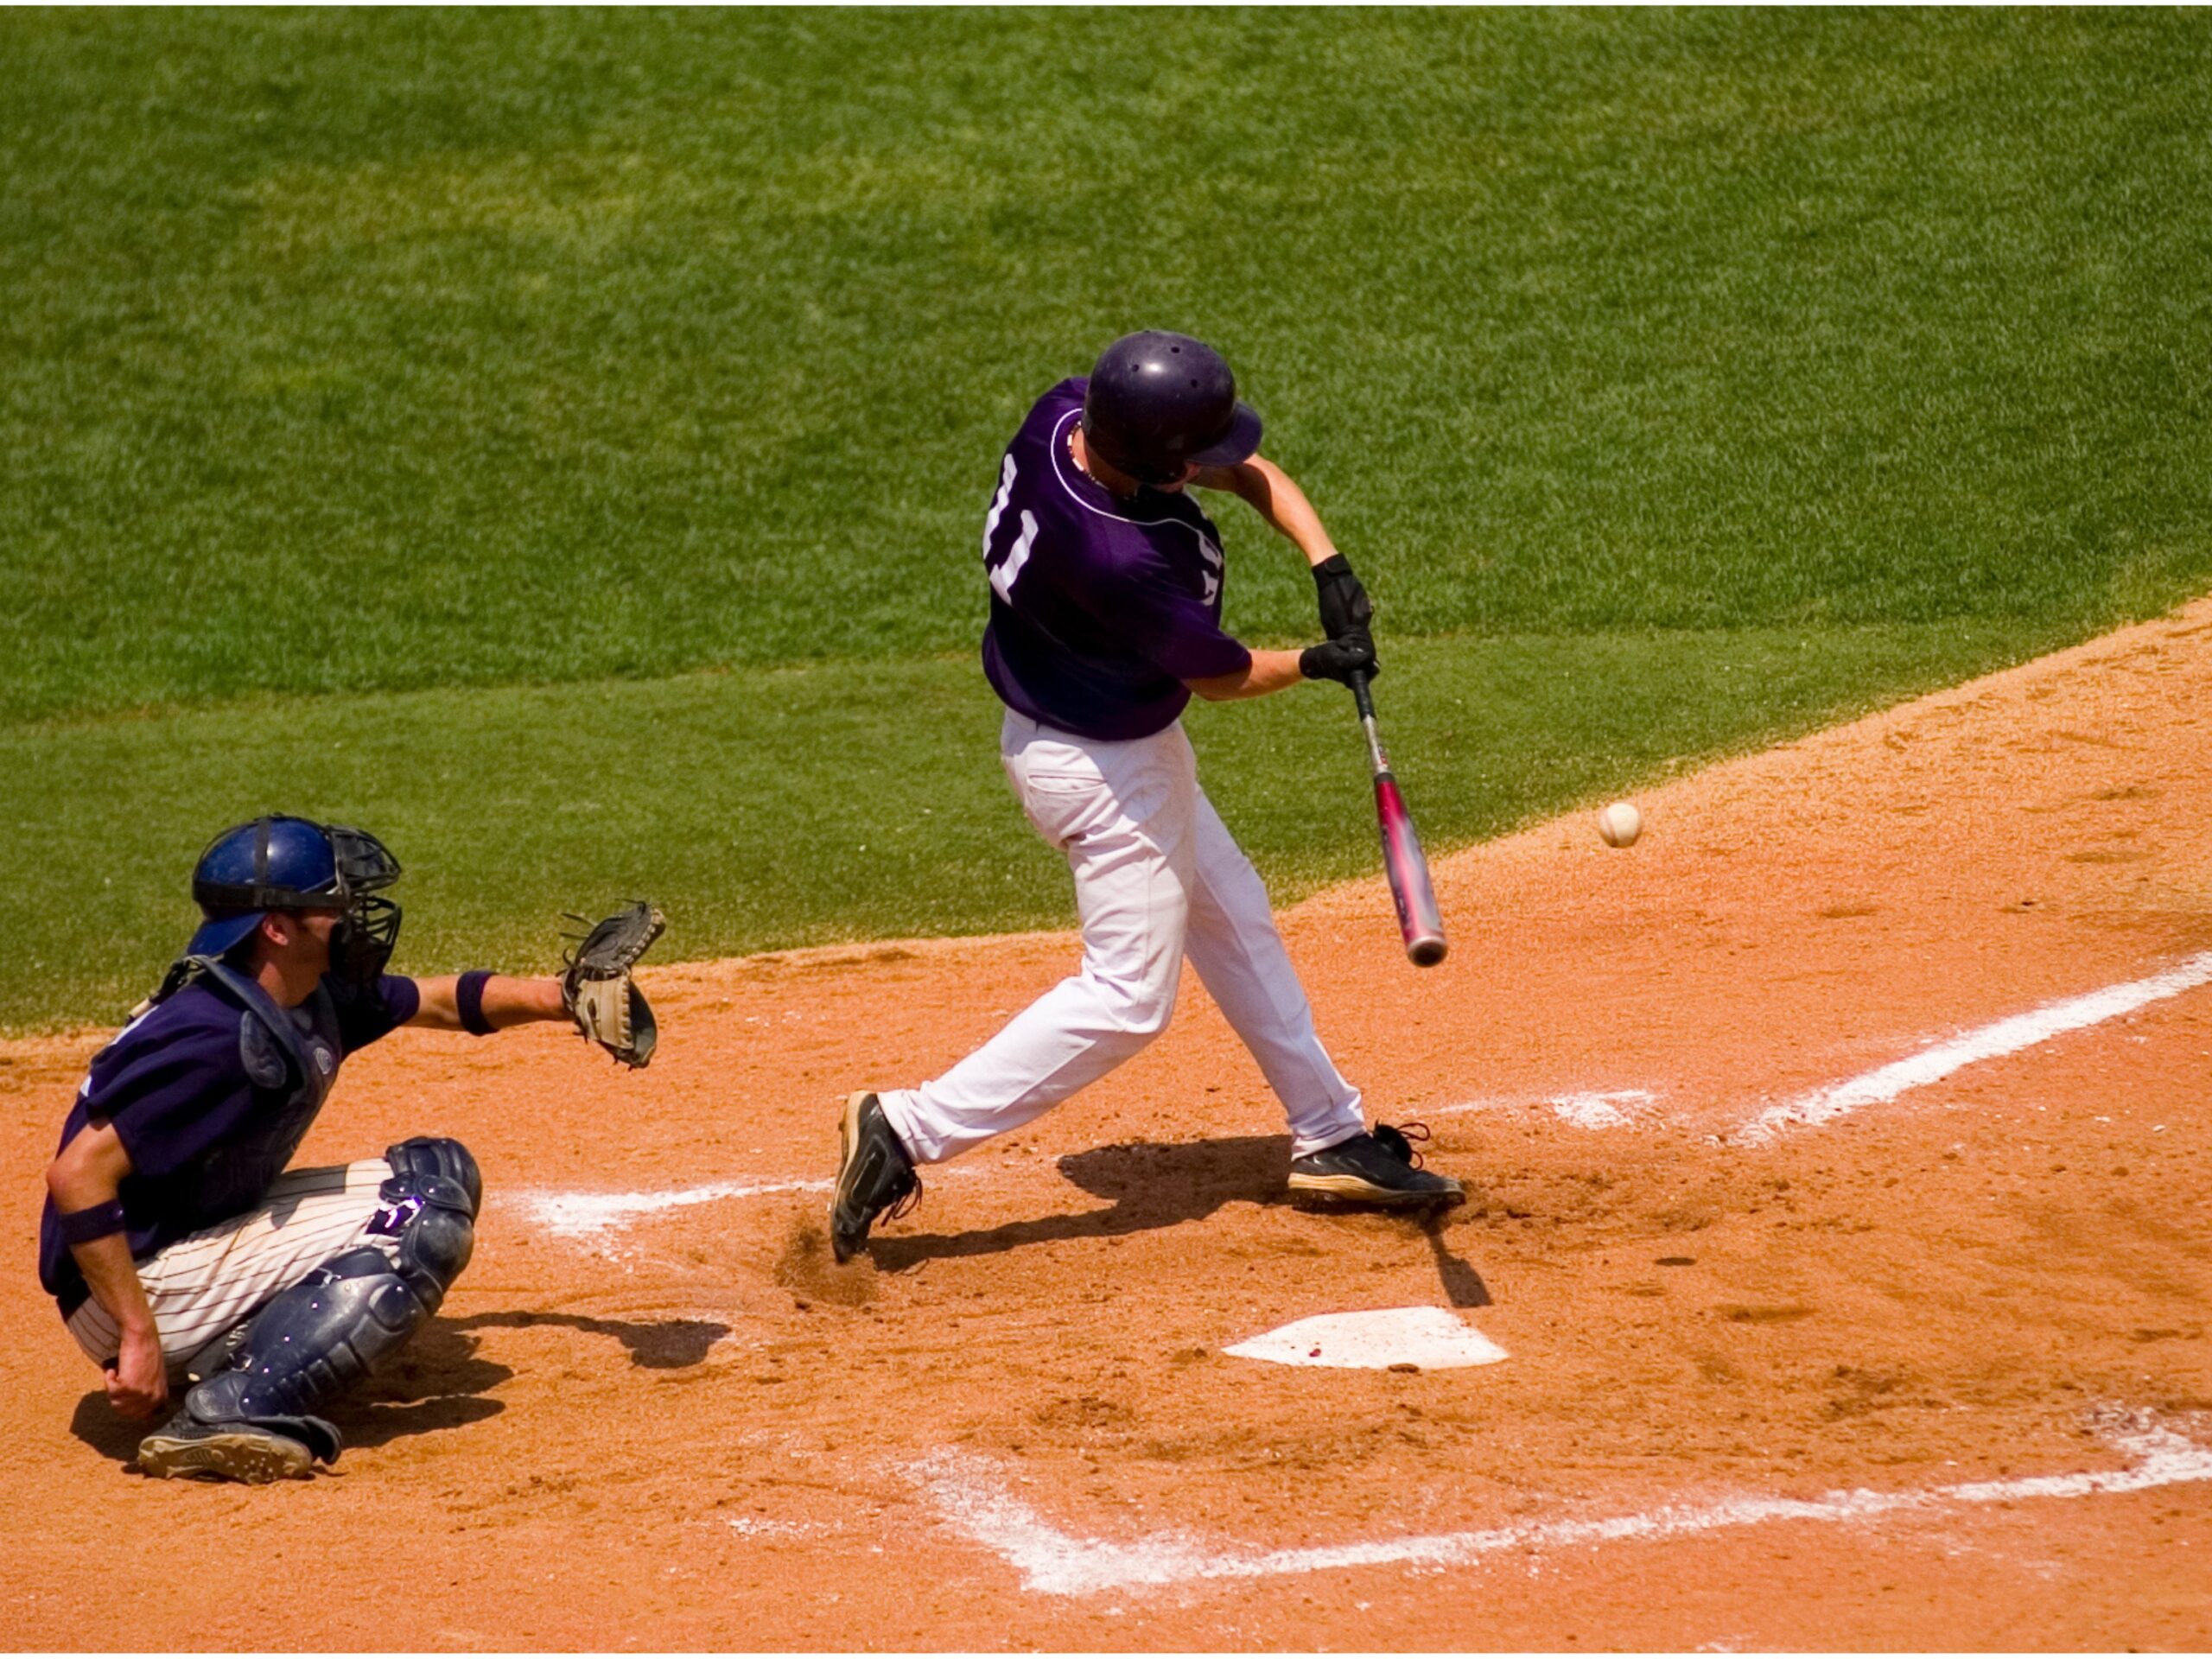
1349,671,1448,967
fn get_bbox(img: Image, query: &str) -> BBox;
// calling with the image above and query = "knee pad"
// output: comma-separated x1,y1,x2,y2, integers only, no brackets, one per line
187,1246,428,1428
386,1135,481,1216
376,1141,478,1312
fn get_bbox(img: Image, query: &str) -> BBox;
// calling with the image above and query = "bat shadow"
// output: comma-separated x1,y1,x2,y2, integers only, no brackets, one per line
869,1133,1295,1268
1423,1216,1492,1308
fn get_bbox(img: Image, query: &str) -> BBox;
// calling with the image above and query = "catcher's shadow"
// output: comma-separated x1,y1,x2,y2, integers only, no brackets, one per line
447,1310,730,1370
870,1134,1294,1268
67,1319,512,1466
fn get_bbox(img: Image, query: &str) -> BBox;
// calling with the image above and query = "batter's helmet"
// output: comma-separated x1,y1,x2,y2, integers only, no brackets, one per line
187,817,403,984
1081,331,1262,486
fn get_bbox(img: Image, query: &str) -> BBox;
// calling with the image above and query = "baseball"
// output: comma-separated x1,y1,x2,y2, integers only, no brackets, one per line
1598,801,1643,848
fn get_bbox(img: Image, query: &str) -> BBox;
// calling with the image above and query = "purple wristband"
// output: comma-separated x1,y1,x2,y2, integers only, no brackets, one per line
57,1199,128,1246
456,970,495,1036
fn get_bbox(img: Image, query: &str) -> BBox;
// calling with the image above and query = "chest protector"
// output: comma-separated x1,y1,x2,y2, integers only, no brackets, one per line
172,957,346,1218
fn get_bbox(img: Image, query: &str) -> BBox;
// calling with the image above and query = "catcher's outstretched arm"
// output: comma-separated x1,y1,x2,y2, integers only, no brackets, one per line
407,975,568,1032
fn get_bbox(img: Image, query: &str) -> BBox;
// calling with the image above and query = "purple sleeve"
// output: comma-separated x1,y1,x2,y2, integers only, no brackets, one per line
331,975,420,1055
1079,545,1252,683
90,1019,258,1181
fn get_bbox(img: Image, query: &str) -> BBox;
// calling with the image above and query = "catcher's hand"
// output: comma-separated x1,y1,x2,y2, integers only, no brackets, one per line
560,902,665,1068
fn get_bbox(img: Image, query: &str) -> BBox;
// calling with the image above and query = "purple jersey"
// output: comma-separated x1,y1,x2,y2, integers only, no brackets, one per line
980,378,1252,740
36,973,419,1318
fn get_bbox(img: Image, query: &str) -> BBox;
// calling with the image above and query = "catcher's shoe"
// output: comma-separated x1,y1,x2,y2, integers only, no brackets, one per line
830,1091,922,1263
1287,1122,1464,1209
137,1411,331,1484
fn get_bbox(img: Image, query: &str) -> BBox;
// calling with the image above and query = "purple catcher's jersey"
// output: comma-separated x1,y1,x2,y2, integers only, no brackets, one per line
36,973,419,1318
980,378,1252,741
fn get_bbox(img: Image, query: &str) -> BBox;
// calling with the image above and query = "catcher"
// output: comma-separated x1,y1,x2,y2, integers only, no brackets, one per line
36,815,663,1484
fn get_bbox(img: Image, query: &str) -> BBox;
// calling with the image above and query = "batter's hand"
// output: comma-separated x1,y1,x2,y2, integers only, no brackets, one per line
105,1325,169,1421
1300,635,1380,685
1312,554,1373,643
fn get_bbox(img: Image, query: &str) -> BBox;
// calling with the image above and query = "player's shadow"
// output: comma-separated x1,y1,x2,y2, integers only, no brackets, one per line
448,1310,731,1370
871,1133,1293,1269
872,1133,1494,1308
67,1319,512,1466
335,1321,512,1448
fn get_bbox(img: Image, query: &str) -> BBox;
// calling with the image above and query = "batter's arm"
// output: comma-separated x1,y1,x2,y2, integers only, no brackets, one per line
1189,456,1339,569
1185,648,1307,702
47,1123,167,1419
408,974,570,1032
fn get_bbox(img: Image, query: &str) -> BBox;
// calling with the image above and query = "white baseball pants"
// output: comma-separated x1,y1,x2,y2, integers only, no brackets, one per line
880,710,1366,1164
64,1158,400,1382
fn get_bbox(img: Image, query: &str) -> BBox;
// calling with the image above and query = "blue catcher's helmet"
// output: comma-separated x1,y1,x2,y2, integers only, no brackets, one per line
1081,330,1262,486
187,817,403,983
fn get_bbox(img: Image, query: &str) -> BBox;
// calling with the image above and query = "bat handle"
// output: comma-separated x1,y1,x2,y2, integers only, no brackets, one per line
1349,669,1377,723
1348,671,1388,774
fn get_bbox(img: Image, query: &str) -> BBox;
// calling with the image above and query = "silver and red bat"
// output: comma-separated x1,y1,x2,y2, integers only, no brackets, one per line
1350,671,1447,967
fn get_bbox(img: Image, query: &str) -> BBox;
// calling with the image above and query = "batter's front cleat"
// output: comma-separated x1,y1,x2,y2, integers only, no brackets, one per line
830,1090,922,1262
136,1411,334,1484
1287,1122,1465,1209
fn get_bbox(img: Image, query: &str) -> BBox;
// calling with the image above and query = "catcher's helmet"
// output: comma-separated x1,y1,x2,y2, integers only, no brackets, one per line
1081,331,1262,486
187,816,402,983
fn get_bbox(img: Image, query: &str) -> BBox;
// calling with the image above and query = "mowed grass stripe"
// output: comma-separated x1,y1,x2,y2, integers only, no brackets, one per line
1,10,2208,721
6,620,2043,1032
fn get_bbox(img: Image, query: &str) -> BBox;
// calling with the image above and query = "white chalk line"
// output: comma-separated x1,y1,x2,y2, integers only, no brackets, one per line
913,1409,2212,1597
524,947,2212,1242
522,1166,988,1242
1743,947,2212,1142
1431,1089,1661,1128
521,1179,831,1241
1432,950,2212,1144
1548,1088,1659,1129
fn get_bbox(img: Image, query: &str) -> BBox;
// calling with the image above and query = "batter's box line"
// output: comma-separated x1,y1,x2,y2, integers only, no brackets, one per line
1739,947,2212,1143
521,1166,988,1243
909,1408,2212,1597
1429,1090,1664,1129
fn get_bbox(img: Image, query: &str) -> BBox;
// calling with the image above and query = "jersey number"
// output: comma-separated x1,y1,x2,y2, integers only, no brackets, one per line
982,454,1039,602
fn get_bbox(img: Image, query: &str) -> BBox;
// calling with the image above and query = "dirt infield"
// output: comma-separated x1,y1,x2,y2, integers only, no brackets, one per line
6,603,2211,1650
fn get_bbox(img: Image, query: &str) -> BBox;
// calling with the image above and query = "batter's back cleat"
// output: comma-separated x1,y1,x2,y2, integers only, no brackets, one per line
136,1408,337,1484
1287,1122,1465,1209
830,1090,922,1262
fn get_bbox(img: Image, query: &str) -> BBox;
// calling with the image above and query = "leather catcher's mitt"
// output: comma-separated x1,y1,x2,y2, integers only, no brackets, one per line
561,902,665,1068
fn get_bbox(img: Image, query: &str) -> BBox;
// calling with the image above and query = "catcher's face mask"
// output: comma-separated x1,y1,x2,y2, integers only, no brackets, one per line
324,824,403,987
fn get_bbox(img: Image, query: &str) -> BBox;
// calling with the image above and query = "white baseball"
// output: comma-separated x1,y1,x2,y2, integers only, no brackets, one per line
1598,801,1643,849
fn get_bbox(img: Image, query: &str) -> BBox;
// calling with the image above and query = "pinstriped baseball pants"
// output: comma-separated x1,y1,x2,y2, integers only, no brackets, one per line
63,1158,400,1381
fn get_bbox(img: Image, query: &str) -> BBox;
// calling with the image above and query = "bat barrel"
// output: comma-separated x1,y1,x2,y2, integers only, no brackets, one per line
1374,771,1448,967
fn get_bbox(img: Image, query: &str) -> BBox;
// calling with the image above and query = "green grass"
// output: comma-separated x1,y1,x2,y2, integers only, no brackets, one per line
4,620,2047,1031
3,10,2208,1027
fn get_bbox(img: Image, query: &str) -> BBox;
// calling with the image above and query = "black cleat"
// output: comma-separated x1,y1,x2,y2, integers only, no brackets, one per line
137,1409,335,1484
1287,1122,1465,1209
830,1090,922,1262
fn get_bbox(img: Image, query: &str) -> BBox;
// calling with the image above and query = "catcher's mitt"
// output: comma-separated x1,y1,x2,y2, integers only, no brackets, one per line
561,901,665,1068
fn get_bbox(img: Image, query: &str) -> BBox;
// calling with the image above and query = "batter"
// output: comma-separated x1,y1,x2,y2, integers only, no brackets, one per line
831,331,1463,1261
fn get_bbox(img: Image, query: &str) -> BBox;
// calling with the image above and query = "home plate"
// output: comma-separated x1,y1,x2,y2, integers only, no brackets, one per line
1223,1306,1509,1371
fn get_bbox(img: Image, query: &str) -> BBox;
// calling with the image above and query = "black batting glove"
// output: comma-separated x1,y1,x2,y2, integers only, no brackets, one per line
1312,554,1373,643
1299,632,1380,685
